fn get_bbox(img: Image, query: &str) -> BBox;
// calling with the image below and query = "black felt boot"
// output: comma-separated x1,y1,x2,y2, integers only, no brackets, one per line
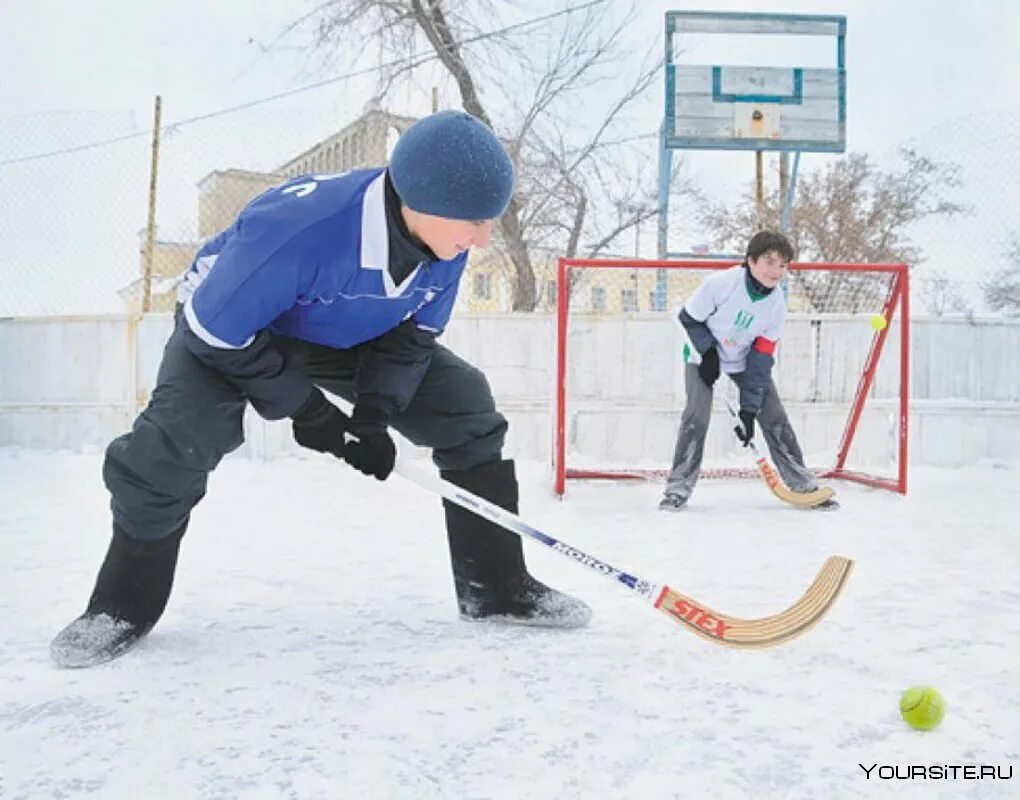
50,522,186,667
441,460,591,628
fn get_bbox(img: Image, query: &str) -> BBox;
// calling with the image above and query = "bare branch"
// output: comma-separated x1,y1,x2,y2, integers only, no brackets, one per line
293,0,679,310
700,150,967,312
982,236,1020,316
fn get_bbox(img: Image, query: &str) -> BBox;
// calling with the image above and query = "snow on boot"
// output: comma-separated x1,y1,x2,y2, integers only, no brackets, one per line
50,613,142,669
458,572,592,629
441,459,591,629
51,522,185,668
658,493,688,512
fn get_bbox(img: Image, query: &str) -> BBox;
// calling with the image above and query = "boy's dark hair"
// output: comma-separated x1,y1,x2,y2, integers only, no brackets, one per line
746,230,795,263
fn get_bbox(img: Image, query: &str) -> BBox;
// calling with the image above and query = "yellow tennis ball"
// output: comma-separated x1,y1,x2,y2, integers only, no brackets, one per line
900,686,945,731
870,314,888,331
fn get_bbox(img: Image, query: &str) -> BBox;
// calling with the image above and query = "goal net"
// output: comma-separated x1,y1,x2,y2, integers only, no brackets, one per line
553,257,909,495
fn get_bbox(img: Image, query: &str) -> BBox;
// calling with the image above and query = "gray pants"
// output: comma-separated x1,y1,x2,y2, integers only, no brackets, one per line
104,319,508,540
665,365,816,499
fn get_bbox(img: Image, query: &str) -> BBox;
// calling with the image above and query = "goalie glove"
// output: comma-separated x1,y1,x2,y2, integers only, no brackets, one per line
734,409,756,446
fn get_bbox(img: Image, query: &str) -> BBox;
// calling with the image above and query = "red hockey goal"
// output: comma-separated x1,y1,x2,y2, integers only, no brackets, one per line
553,257,909,495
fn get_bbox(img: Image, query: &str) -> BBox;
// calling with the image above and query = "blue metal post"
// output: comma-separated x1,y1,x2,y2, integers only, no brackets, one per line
780,151,801,232
657,123,672,259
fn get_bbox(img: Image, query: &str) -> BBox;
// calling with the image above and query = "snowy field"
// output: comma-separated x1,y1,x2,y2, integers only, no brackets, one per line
1,448,1017,799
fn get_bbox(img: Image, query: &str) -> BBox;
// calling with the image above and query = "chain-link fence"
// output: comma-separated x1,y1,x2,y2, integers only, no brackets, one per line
878,108,1020,316
2,99,1017,317
0,110,151,316
0,99,411,317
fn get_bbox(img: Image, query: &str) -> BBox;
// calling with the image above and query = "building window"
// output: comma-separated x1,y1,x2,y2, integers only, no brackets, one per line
546,280,557,307
342,138,350,169
473,272,492,299
352,132,361,165
386,126,401,161
621,288,638,313
591,286,606,313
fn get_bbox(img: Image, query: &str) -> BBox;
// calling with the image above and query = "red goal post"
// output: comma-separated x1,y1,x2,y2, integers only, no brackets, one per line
553,257,909,496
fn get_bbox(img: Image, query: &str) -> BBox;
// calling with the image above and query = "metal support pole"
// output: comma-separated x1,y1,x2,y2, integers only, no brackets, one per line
656,124,672,258
755,150,765,227
141,95,162,314
780,151,801,232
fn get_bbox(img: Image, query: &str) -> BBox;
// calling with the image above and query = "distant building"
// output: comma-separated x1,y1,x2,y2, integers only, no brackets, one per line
276,108,416,178
125,109,416,312
126,107,678,317
121,237,198,313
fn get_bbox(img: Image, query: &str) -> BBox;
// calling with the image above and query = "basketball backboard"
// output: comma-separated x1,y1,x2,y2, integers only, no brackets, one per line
656,11,848,257
664,11,846,152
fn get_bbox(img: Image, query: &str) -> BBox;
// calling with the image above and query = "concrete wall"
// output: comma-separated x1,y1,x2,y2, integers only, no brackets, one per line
1,314,1018,472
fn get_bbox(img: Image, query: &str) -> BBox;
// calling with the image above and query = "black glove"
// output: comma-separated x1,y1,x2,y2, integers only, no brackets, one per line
735,409,756,446
343,404,396,481
698,346,720,387
291,389,349,458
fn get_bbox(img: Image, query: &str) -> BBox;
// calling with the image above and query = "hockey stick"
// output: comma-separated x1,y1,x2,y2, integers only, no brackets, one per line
723,398,835,508
394,459,853,648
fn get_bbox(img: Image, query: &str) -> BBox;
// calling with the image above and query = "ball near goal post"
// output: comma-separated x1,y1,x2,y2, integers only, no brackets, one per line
553,257,909,496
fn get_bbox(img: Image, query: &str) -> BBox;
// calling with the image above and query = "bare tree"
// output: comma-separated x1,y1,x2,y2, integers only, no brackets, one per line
918,270,972,316
982,236,1020,316
296,0,692,310
701,149,966,312
522,122,700,303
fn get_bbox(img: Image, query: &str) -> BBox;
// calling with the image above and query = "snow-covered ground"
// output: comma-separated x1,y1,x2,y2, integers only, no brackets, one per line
1,449,1017,799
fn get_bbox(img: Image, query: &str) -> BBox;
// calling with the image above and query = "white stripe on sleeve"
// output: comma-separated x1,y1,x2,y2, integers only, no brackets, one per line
184,296,255,350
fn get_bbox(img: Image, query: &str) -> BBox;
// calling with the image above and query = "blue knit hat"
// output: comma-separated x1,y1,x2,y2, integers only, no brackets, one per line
389,110,515,221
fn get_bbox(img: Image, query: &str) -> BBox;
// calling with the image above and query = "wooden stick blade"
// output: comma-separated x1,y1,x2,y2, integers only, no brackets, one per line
757,459,835,507
653,556,854,648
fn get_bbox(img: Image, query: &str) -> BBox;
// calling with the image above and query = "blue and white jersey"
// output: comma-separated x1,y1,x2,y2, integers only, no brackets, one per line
178,168,467,351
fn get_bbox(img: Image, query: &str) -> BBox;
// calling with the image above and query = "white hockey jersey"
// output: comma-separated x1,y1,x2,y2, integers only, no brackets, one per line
680,265,786,373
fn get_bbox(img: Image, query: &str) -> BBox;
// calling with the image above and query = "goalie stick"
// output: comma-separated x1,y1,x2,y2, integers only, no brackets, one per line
395,459,853,648
723,397,836,509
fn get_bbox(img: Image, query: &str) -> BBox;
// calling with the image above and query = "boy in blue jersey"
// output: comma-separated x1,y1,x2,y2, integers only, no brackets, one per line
52,110,591,667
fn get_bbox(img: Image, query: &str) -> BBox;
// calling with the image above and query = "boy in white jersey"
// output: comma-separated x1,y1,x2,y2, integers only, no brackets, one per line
661,230,836,511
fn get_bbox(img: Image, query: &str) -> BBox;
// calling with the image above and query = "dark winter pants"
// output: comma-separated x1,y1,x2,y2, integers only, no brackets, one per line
665,364,817,500
104,317,508,540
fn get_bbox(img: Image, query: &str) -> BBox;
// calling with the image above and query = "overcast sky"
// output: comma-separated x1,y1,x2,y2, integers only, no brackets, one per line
1,0,1018,312
3,1,1017,140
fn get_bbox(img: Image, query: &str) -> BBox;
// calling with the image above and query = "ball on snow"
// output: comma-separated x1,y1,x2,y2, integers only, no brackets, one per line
900,686,945,731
